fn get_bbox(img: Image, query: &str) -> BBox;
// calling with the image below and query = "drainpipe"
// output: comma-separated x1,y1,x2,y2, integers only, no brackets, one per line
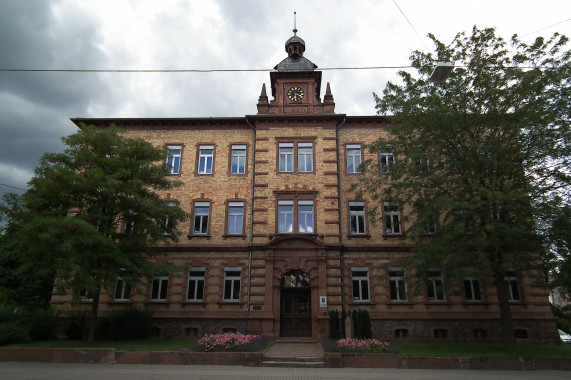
244,117,256,334
336,117,347,319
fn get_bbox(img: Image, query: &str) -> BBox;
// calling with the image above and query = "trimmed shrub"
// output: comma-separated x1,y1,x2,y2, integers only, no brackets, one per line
328,309,341,339
26,308,58,341
0,321,29,345
63,310,89,340
97,307,154,340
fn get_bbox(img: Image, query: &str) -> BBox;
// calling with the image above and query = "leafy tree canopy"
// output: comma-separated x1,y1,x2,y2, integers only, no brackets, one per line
353,27,570,342
0,125,188,341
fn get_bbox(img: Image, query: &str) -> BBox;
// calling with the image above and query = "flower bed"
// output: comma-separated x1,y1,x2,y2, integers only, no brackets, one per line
335,338,391,353
196,332,265,352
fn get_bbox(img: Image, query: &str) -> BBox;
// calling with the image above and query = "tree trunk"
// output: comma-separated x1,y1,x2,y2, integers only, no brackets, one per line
87,288,100,343
494,272,515,345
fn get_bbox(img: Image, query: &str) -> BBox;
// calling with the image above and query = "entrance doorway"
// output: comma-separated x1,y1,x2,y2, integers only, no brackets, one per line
280,270,311,337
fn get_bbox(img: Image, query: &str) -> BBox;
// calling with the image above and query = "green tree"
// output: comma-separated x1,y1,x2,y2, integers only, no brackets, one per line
354,27,570,343
0,125,188,342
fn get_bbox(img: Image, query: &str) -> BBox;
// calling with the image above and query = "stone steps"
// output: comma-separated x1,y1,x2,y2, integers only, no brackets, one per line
262,340,324,367
262,355,325,368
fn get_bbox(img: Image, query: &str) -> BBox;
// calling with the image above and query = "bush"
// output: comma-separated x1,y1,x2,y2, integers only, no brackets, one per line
0,321,29,345
196,332,265,352
328,309,341,339
353,309,372,339
63,310,90,340
25,308,58,341
336,338,390,353
0,305,19,323
97,307,154,340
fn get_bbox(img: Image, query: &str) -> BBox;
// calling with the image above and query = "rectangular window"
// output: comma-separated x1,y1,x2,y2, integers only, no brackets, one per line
505,271,521,302
278,200,294,233
187,267,205,301
198,145,214,174
231,145,246,174
379,148,394,173
166,145,181,174
278,143,294,172
227,201,244,235
114,277,131,301
351,267,370,302
346,144,362,173
298,200,314,233
384,202,401,234
223,267,241,302
150,276,168,301
159,201,175,234
123,209,136,234
193,201,210,235
298,142,313,172
427,270,445,301
426,214,437,234
389,267,407,302
464,277,482,301
349,201,366,234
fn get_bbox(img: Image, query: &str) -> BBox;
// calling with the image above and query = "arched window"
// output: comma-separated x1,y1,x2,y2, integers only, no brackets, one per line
281,270,311,288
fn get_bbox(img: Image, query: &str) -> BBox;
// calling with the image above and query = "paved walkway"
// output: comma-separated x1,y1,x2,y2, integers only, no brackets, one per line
264,341,323,358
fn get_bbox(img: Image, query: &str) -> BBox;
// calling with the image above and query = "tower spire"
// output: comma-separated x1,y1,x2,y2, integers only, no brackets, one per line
293,11,297,36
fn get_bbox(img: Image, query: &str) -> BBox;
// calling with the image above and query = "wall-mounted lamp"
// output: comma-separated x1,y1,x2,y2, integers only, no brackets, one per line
429,61,454,83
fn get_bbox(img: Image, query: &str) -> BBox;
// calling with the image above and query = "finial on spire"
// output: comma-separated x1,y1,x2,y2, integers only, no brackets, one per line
293,12,297,36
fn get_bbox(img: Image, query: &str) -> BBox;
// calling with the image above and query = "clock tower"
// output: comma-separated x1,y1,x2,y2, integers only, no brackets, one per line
257,29,335,114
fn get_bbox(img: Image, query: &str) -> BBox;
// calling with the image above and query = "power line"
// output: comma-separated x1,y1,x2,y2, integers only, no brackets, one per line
0,183,26,192
520,18,571,38
0,66,416,73
392,0,432,53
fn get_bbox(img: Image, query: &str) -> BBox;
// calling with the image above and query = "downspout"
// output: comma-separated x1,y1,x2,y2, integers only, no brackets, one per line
244,117,256,333
336,117,347,320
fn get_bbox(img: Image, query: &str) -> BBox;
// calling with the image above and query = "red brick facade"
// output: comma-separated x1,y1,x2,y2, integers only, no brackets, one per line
55,33,558,343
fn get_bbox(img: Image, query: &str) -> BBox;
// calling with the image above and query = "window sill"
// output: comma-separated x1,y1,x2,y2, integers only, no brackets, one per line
346,233,371,240
187,234,211,240
223,234,247,240
217,301,244,307
424,301,451,305
383,233,403,238
109,300,131,304
386,301,412,306
182,301,207,309
270,233,321,240
145,301,170,306
348,301,373,306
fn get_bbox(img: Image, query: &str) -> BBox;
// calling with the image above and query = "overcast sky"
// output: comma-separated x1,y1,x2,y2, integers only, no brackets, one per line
1,0,569,198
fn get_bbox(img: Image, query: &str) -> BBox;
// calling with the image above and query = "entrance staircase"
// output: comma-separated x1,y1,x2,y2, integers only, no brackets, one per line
262,338,324,368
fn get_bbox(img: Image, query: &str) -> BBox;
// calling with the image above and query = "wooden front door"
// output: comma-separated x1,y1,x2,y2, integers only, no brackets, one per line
280,289,311,337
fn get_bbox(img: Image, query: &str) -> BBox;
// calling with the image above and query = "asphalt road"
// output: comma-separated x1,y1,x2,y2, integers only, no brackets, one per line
0,363,570,380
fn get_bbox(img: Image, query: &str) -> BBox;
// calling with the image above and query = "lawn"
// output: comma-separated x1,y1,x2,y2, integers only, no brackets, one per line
391,341,571,358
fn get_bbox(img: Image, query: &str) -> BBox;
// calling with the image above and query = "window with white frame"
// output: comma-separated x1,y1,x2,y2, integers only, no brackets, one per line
298,200,314,233
150,276,168,301
379,147,394,173
187,267,205,301
351,267,370,302
505,270,521,302
223,267,241,302
384,202,401,234
166,145,182,174
427,270,445,301
230,145,246,174
464,276,482,301
159,201,175,234
198,145,214,174
346,144,362,173
278,143,294,172
349,201,366,234
298,142,313,172
426,214,437,234
193,201,210,235
114,277,131,301
278,200,294,233
227,201,244,235
123,209,136,234
389,267,407,302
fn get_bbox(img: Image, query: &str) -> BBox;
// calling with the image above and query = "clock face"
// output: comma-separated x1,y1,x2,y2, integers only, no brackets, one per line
287,86,304,102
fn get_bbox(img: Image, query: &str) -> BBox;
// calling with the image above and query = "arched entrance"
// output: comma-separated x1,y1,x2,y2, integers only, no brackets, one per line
280,270,311,337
